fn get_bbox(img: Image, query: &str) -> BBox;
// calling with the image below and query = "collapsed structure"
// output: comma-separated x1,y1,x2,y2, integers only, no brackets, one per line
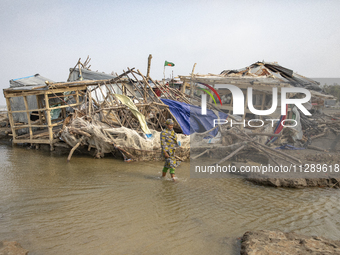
180,61,332,118
180,61,338,166
2,59,338,164
3,58,194,161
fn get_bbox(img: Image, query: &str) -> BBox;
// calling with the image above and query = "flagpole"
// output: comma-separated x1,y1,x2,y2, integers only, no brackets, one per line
163,65,166,85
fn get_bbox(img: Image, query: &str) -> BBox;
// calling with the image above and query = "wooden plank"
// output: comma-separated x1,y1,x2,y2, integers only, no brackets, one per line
3,86,87,98
8,102,83,114
13,124,47,130
51,121,64,127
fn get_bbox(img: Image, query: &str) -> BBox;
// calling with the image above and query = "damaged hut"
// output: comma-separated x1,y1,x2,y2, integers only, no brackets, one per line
3,59,197,161
180,61,336,166
180,61,332,118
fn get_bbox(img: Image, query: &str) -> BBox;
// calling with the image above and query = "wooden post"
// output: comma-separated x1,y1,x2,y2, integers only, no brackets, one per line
241,89,248,130
5,97,17,144
260,93,266,120
67,136,84,162
78,62,83,80
44,93,54,151
181,82,187,94
208,84,214,104
76,90,79,104
23,96,33,141
146,54,152,79
189,63,197,101
88,90,92,116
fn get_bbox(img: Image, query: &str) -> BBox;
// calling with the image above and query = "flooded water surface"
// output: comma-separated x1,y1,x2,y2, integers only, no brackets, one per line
1,143,340,254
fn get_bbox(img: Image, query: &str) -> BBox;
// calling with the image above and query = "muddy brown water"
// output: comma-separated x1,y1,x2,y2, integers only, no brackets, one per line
1,143,340,255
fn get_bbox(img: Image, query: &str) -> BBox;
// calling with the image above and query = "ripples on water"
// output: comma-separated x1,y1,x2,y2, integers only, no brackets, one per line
0,143,340,254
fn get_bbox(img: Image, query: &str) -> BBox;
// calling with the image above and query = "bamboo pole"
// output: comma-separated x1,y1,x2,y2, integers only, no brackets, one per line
67,58,81,81
44,93,54,151
78,62,83,80
189,63,197,100
214,145,246,165
126,69,165,128
254,141,301,164
138,72,176,127
5,97,16,144
67,136,84,162
191,149,209,160
88,90,92,117
23,96,33,140
51,69,134,88
147,54,152,79
247,132,282,137
135,69,170,129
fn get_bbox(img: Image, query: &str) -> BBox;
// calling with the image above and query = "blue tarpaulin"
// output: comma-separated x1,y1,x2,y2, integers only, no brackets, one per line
275,144,305,150
160,99,228,136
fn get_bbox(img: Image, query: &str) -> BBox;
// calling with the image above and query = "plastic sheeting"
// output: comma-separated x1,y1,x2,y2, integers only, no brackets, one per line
114,94,151,135
275,144,305,150
160,99,228,136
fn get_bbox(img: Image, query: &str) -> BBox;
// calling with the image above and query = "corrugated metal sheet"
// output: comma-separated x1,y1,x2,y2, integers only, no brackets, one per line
8,74,55,130
68,68,137,101
9,74,54,88
220,61,322,91
68,68,117,81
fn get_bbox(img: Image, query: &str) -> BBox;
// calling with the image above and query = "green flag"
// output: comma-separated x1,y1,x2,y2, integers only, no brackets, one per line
164,61,175,67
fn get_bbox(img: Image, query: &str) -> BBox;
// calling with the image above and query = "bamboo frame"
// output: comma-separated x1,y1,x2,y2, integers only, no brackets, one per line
3,67,196,150
4,85,86,150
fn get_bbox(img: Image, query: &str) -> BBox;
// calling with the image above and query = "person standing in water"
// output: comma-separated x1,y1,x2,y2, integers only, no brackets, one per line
160,119,179,181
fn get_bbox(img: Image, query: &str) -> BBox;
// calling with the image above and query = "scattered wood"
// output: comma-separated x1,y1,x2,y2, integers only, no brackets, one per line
191,149,209,160
67,136,84,162
68,127,91,138
311,129,328,140
214,145,246,165
248,132,281,137
307,145,327,152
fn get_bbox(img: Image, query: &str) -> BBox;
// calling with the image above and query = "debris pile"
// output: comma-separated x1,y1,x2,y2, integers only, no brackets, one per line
2,58,338,164
291,110,340,152
60,112,190,162
3,57,193,161
191,125,302,167
0,112,9,128
0,111,10,138
241,230,340,255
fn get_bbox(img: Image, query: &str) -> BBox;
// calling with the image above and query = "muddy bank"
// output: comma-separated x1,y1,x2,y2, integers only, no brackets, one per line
0,241,28,255
231,146,340,188
240,230,340,255
245,176,340,188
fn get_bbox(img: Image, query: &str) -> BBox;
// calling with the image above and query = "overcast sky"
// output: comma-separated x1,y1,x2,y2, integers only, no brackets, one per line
1,0,339,105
